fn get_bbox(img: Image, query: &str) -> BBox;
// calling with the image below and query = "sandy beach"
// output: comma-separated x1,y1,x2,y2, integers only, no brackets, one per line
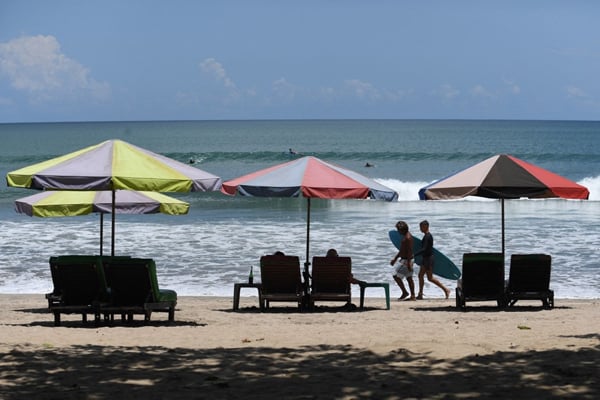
0,294,598,399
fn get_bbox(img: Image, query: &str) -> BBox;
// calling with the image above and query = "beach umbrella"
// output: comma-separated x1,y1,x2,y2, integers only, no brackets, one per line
418,154,589,257
221,156,398,292
6,139,222,255
14,190,190,255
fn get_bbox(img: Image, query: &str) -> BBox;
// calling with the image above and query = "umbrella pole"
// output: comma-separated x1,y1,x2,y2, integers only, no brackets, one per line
303,197,311,301
501,198,505,261
100,213,104,256
111,189,116,257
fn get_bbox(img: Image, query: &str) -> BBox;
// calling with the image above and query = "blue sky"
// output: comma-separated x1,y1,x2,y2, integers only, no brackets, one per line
1,1,599,122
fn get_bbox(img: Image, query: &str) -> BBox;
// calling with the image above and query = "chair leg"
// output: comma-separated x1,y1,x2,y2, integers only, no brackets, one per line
54,312,61,326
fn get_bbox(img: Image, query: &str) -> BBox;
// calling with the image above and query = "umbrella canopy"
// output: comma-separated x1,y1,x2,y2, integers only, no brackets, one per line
419,154,589,256
6,139,222,255
15,190,190,217
15,190,190,255
7,139,221,192
221,156,398,293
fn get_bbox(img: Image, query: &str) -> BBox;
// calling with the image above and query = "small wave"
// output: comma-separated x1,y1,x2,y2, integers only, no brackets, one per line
580,175,600,200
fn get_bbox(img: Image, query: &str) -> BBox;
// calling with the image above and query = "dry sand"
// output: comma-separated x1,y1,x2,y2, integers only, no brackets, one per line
0,294,598,399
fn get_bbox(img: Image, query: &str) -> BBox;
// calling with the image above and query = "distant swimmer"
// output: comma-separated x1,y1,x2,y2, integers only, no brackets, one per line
365,162,374,167
289,148,298,155
189,158,195,164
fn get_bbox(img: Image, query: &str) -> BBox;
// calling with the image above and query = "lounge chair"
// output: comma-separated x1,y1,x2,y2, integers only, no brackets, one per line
259,255,304,310
456,253,506,309
309,256,352,309
102,258,177,322
47,255,109,326
506,254,554,308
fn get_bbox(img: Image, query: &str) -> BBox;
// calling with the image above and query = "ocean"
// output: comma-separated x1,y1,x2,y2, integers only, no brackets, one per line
0,119,598,299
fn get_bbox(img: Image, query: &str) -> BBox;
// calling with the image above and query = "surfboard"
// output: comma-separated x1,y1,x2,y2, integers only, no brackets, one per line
388,230,461,280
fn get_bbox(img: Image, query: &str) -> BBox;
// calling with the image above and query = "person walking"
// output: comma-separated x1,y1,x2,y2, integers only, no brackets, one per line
391,221,416,301
415,220,450,299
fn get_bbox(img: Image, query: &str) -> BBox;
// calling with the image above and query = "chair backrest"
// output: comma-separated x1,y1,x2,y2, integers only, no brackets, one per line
52,255,108,306
260,255,302,294
104,258,159,306
461,253,505,297
311,256,351,294
509,254,552,292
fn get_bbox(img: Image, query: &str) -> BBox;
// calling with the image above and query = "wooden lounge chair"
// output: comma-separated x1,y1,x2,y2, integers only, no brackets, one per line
456,253,506,310
259,255,304,310
506,254,554,308
102,258,177,323
47,255,109,326
309,256,352,309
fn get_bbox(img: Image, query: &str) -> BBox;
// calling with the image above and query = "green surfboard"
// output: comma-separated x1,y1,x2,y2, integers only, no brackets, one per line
388,230,461,280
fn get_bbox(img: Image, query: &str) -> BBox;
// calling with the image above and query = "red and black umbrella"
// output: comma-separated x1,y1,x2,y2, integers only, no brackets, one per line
419,154,589,256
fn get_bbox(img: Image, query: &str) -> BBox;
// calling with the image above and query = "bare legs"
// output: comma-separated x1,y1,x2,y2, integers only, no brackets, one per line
417,268,450,299
393,275,415,300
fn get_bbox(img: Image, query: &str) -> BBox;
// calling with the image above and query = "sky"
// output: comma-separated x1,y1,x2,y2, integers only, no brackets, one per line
1,0,599,123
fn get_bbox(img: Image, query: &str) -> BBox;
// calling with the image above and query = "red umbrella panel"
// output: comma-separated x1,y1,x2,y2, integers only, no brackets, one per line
221,156,398,291
419,154,589,256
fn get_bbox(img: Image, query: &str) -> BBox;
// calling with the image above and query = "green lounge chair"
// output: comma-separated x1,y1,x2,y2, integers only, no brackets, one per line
309,256,352,309
259,255,304,310
47,255,109,326
456,253,506,309
102,258,177,322
506,254,554,308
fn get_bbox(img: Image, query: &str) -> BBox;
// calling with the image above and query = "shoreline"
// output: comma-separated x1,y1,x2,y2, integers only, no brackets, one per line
1,294,598,399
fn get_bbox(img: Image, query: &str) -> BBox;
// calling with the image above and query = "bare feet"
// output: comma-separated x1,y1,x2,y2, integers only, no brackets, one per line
416,294,423,300
444,288,450,299
406,296,416,301
398,292,409,301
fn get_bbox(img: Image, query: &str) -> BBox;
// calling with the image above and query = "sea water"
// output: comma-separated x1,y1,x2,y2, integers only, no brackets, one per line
0,120,598,299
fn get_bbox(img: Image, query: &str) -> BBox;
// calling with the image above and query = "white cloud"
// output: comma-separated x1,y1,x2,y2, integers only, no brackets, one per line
435,84,460,100
566,85,588,99
503,79,521,94
200,58,237,90
344,79,381,100
271,77,297,102
0,35,110,102
470,84,495,98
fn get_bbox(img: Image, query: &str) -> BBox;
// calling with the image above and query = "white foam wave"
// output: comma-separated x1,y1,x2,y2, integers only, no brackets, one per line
580,175,600,200
1,199,598,299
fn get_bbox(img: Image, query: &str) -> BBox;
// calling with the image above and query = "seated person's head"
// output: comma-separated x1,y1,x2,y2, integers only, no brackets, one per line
273,251,285,256
326,248,339,257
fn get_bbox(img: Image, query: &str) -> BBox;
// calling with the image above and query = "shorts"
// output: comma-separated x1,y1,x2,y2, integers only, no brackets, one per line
421,255,434,270
394,259,413,278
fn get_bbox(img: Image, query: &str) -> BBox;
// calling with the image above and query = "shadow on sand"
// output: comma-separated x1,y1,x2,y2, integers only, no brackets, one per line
1,339,598,399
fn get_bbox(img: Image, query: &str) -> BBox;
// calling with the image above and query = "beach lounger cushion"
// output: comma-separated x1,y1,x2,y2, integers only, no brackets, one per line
259,255,304,310
310,256,352,308
507,254,554,308
102,258,177,322
47,255,109,326
456,252,506,309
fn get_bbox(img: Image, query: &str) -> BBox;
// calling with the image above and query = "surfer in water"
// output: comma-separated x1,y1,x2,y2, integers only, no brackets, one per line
390,221,416,301
414,220,450,299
